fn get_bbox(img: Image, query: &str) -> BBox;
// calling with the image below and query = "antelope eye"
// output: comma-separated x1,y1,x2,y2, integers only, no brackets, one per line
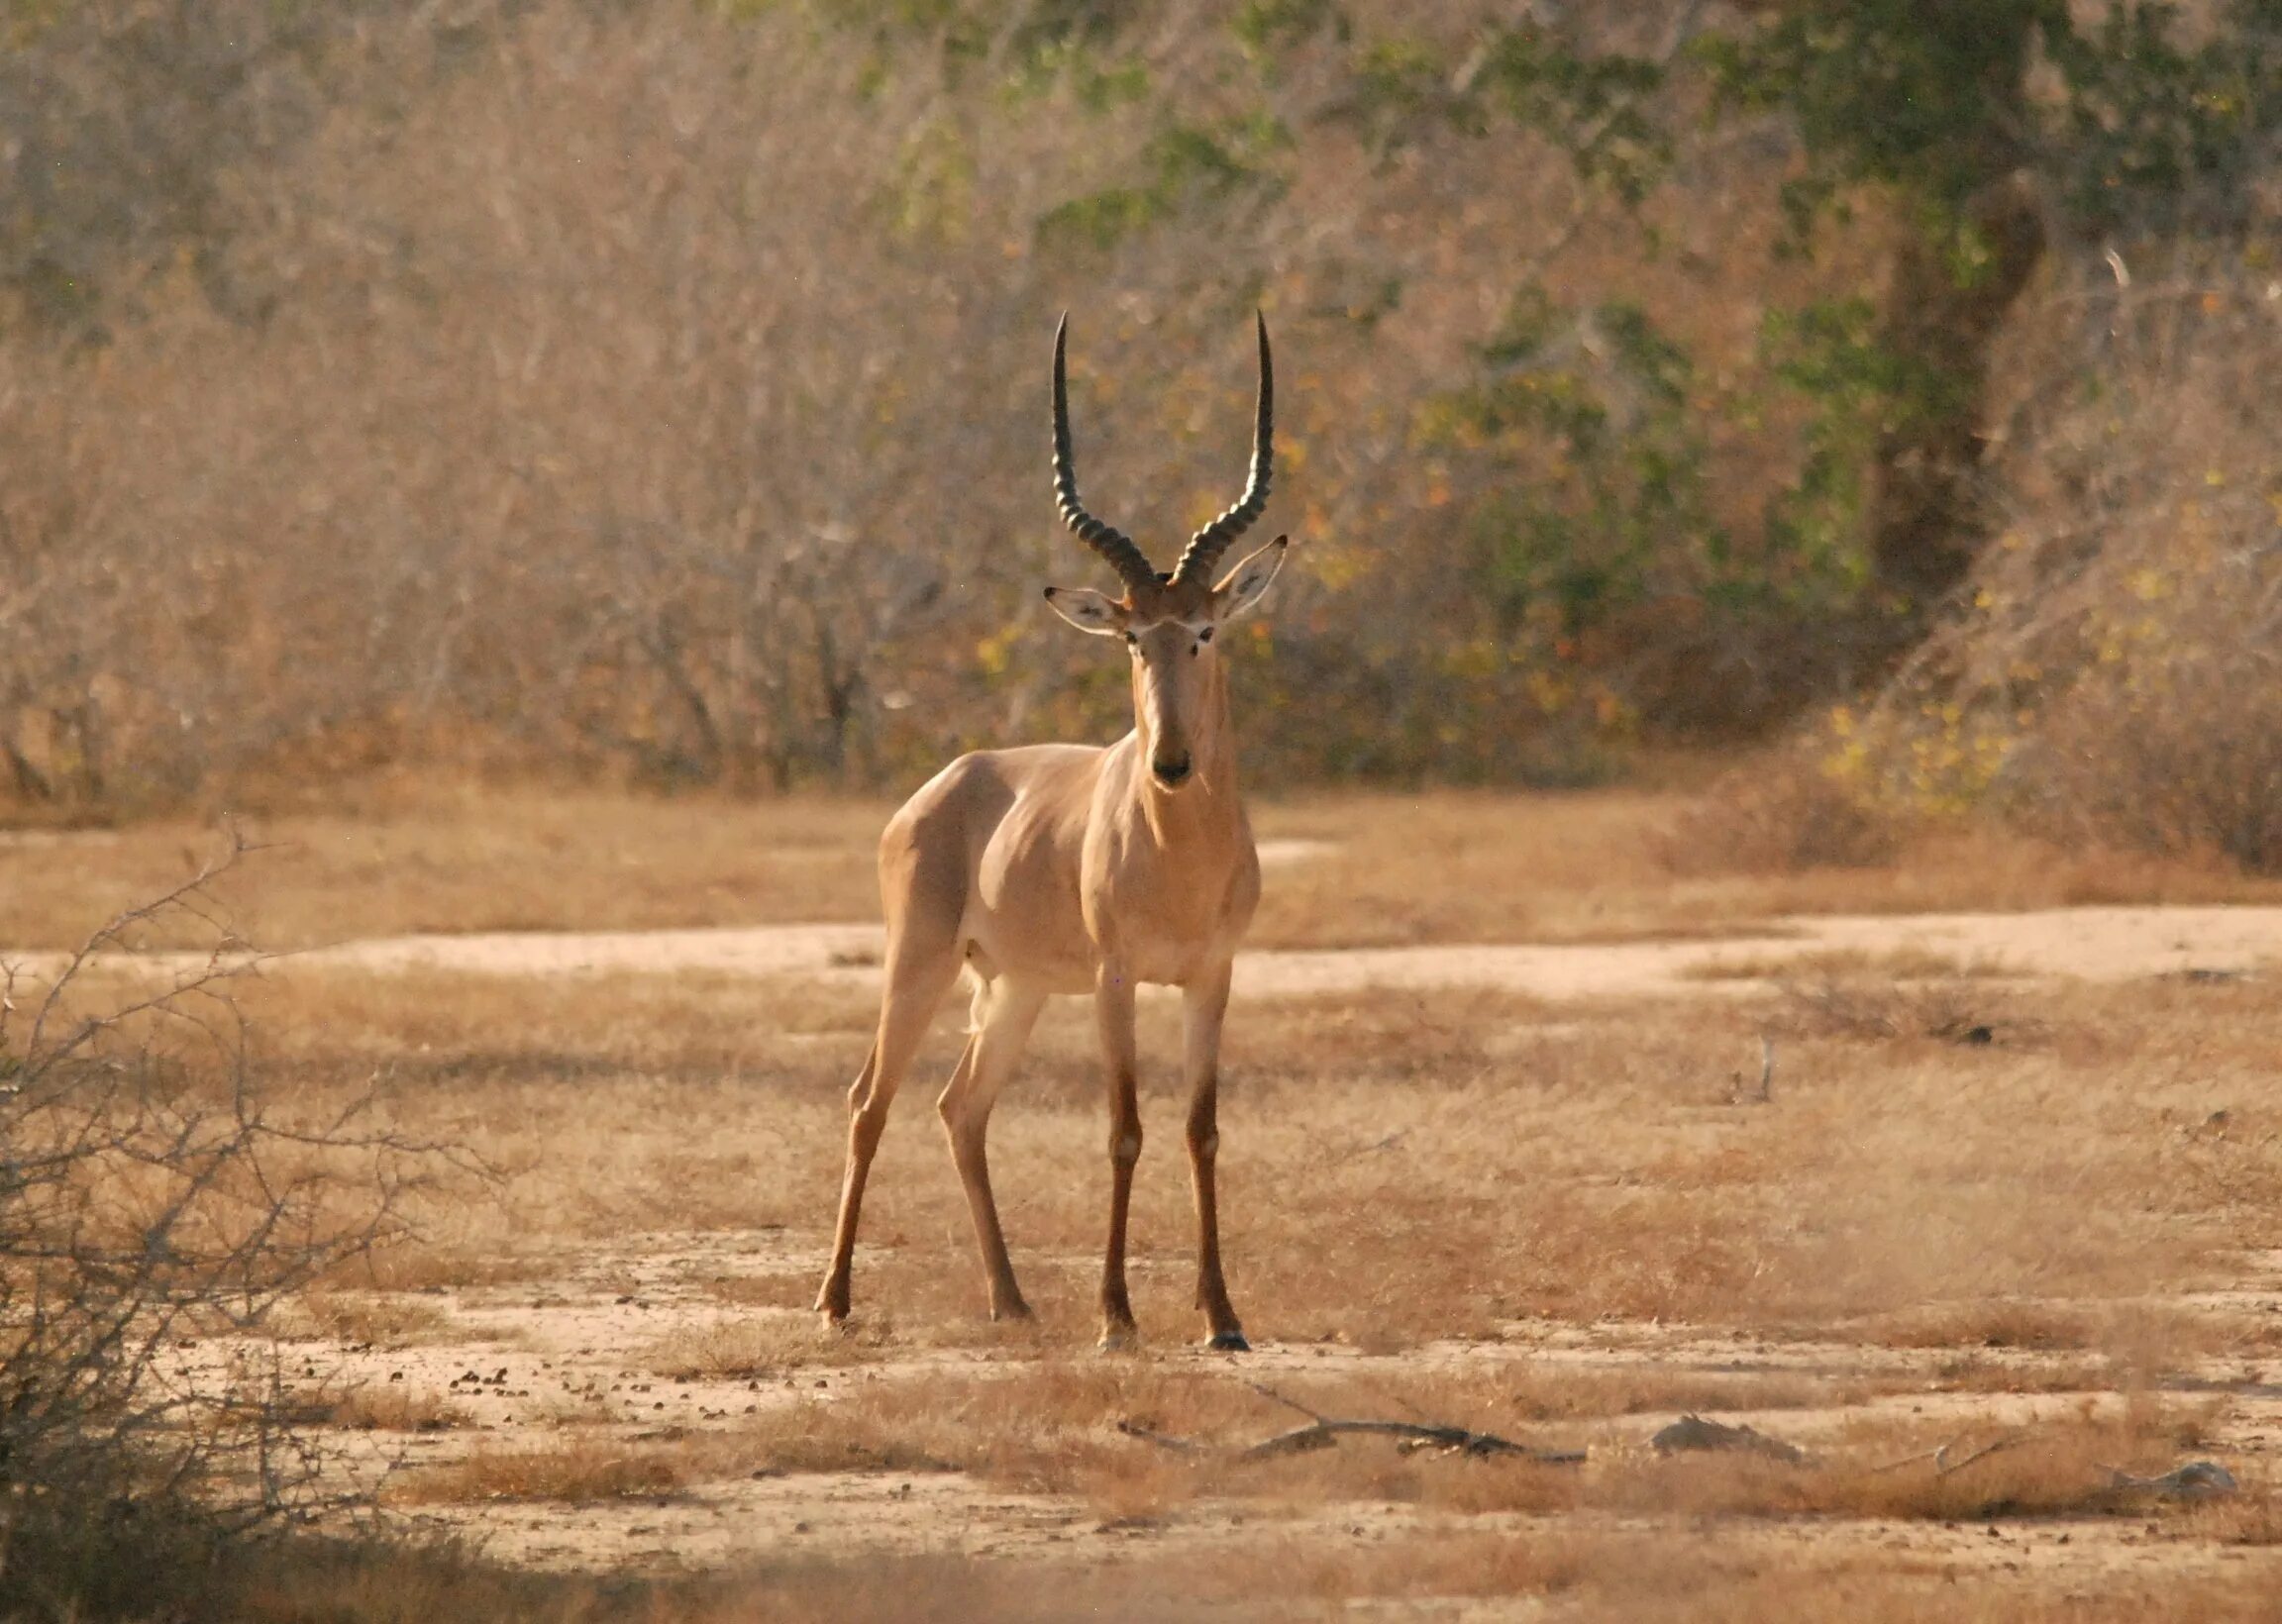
1123,631,1139,647
1196,626,1214,644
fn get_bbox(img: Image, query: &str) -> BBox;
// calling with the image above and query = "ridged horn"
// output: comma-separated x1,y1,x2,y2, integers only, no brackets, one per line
1052,315,1160,596
1170,311,1273,588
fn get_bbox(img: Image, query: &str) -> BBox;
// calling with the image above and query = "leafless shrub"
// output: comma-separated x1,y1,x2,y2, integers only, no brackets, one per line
1768,975,2014,1046
0,840,451,1578
2025,636,2282,871
0,0,1842,813
1661,747,1908,874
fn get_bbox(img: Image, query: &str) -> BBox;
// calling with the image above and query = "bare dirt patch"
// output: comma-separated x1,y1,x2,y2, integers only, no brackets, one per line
67,900,2273,1003
11,784,2278,958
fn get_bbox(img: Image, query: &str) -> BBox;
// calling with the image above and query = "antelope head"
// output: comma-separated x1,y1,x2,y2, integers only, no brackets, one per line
1042,314,1289,791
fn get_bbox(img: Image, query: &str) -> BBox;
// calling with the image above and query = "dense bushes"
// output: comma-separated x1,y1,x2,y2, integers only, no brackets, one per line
1693,251,2282,873
1893,253,2282,869
0,1,1848,809
0,1,2277,832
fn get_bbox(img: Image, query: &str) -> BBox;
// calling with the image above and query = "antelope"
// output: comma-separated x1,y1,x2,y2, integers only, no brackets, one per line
814,314,1288,1352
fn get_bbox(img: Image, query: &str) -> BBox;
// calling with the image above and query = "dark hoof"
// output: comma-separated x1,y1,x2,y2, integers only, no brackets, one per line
1097,1324,1139,1353
1205,1330,1250,1354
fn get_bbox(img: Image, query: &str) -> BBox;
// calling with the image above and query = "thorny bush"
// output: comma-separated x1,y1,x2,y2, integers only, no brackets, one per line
0,840,452,1571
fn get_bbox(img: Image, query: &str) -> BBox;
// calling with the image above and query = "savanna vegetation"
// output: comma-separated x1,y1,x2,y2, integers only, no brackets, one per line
6,4,2282,1620
2,0,2278,864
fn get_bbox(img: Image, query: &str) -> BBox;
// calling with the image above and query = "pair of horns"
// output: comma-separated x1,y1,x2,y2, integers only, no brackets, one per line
1052,313,1274,596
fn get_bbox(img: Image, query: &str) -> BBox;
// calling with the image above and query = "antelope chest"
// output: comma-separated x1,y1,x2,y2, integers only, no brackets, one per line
1084,837,1260,988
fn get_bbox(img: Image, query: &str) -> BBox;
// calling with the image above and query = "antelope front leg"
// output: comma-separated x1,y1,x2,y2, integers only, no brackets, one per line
1094,967,1143,1350
1183,961,1247,1351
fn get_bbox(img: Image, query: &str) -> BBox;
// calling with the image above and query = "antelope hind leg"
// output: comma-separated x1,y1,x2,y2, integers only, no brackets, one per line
815,944,958,1325
938,979,1047,1322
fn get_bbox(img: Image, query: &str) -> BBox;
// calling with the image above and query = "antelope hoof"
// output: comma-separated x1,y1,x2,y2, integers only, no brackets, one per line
1205,1330,1250,1354
989,1298,1034,1324
1097,1323,1139,1353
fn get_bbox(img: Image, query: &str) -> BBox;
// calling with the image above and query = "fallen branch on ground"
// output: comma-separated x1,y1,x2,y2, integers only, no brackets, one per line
1117,1383,1585,1466
1112,1419,1201,1455
1863,1430,2029,1478
2104,1460,2237,1499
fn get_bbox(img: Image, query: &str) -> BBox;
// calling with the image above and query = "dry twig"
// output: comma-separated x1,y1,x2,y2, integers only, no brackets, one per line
1118,1383,1584,1466
2103,1460,2237,1499
1863,1429,2030,1478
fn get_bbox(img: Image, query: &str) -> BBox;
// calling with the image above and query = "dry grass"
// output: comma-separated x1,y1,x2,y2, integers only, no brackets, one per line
0,789,889,952
15,785,2282,1615
392,1435,713,1505
71,1519,2282,1624
639,1316,902,1379
414,1358,2238,1535
1594,1397,2220,1523
1764,972,2028,1045
294,1293,454,1351
1679,944,2009,981
1666,754,1913,873
220,931,2277,1609
315,1247,558,1295
10,781,2279,962
193,943,2281,1347
330,1385,471,1434
1506,1365,1869,1418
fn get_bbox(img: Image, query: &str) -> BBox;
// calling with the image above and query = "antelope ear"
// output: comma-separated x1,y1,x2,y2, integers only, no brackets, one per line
1212,536,1289,621
1042,586,1127,636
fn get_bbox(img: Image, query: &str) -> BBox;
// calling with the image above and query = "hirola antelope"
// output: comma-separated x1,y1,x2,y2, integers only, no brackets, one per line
815,313,1287,1351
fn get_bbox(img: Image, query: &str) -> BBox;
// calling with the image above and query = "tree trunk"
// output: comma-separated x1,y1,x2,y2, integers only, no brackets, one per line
1866,172,2045,614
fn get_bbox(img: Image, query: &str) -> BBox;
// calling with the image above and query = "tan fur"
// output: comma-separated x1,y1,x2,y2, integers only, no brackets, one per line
816,542,1286,1350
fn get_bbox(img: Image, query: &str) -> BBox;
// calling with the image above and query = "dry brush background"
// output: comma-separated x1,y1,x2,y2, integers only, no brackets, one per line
4,1,2282,1619
0,0,2277,846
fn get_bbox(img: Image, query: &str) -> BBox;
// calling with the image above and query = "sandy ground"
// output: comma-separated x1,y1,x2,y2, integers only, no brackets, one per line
282,1227,2282,1580
11,818,2275,996
83,902,2266,1002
